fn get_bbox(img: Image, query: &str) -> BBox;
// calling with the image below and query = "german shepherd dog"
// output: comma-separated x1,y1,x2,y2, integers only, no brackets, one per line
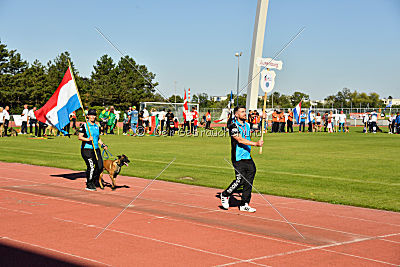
99,155,130,190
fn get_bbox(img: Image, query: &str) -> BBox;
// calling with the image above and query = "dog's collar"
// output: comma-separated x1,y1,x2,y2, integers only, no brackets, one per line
114,159,123,167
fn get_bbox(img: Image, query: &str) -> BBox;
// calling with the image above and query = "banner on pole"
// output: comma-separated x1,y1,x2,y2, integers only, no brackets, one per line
256,57,283,70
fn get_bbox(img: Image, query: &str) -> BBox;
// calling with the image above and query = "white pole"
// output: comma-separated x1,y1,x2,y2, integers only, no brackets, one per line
246,0,269,111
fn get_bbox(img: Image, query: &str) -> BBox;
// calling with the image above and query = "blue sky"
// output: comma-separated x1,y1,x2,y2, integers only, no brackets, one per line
0,0,399,100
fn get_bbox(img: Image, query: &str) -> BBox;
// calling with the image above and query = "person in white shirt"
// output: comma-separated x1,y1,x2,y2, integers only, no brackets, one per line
338,110,346,132
28,107,38,136
370,110,378,133
390,113,397,134
142,107,149,132
362,113,369,133
3,106,10,136
184,109,193,133
21,104,29,134
159,109,166,132
315,112,322,132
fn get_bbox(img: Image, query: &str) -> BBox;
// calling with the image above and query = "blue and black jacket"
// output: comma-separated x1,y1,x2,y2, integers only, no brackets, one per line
79,122,100,149
229,119,252,162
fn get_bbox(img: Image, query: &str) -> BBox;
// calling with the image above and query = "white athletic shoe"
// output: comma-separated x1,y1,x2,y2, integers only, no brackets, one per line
220,194,230,209
239,203,256,213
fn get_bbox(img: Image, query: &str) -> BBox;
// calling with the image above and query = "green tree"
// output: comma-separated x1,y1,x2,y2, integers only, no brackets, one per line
22,60,47,106
115,56,158,109
168,95,183,103
290,91,309,106
90,54,117,107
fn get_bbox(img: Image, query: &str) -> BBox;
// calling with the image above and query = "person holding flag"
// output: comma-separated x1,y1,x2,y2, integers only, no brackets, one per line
220,106,264,213
35,64,107,190
78,109,107,191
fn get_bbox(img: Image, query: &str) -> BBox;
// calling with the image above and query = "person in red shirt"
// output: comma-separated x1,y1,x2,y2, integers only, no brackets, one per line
287,108,293,133
271,110,278,133
205,110,212,129
279,109,286,133
191,106,199,134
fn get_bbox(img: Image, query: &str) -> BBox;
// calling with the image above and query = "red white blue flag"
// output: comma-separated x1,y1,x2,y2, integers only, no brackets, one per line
35,67,81,133
293,100,302,124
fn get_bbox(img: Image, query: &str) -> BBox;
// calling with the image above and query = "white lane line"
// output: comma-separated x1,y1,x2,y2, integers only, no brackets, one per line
0,188,99,207
380,238,400,244
273,205,400,227
1,236,111,266
321,248,398,266
0,175,62,185
0,206,33,215
53,217,270,267
216,232,400,266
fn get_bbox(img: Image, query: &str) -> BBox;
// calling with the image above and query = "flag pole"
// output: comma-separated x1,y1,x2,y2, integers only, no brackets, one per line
259,91,267,154
68,60,98,161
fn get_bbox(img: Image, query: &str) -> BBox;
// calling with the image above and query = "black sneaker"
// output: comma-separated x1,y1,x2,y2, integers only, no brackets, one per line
85,182,97,191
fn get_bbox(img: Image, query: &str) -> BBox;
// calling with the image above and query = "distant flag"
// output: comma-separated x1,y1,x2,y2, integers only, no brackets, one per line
214,91,234,123
183,89,188,120
228,91,234,110
188,88,191,102
293,100,302,124
35,67,81,135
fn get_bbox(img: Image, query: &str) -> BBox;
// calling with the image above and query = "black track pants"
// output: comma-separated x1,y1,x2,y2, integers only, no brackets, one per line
222,159,256,206
81,148,103,184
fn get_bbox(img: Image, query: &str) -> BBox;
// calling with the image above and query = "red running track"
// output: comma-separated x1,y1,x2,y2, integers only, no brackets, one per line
0,162,399,266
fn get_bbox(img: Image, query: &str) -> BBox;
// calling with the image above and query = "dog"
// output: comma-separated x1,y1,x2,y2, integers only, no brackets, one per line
99,154,130,190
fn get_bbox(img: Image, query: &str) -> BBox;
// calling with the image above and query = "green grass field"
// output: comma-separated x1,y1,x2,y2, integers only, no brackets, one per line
1,127,399,211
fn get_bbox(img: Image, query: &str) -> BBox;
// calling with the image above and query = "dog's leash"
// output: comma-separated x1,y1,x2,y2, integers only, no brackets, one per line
102,149,115,160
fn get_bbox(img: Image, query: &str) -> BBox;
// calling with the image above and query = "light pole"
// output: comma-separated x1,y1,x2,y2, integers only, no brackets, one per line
235,52,242,107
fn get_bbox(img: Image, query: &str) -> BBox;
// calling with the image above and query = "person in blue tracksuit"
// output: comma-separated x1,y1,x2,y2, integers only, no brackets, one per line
78,109,108,191
128,106,139,136
220,106,264,213
395,112,400,134
299,111,306,132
